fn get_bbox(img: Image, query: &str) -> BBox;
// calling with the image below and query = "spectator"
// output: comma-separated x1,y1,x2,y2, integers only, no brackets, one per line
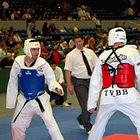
48,60,71,107
0,43,7,62
40,40,47,54
61,2,70,19
2,0,9,19
86,37,96,52
26,18,34,38
68,37,75,50
47,42,61,64
22,8,32,21
0,52,14,69
12,33,22,44
11,9,20,20
42,22,49,36
48,23,57,33
85,8,91,20
124,7,135,19
78,6,86,20
12,42,25,56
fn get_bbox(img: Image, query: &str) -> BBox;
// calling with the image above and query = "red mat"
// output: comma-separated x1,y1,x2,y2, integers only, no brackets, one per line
103,134,139,140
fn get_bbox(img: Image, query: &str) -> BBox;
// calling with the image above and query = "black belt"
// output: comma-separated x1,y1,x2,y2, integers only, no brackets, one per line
72,76,90,81
13,93,45,123
35,97,45,112
38,92,45,97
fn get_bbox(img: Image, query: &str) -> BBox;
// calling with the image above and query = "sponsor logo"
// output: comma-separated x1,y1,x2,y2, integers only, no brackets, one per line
104,89,128,97
25,70,32,75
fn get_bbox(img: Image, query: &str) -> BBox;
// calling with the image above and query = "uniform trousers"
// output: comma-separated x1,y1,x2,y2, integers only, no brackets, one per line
11,93,64,140
88,98,140,140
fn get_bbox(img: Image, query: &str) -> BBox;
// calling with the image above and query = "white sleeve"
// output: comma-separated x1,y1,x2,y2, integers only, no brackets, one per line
6,61,20,109
64,54,72,71
44,63,64,95
87,60,102,110
133,50,140,93
57,67,64,84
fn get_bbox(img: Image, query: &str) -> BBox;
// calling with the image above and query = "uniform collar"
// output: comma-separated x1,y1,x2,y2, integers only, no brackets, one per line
75,47,85,53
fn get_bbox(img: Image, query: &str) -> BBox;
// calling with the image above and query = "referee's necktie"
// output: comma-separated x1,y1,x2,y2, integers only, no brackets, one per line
81,51,92,76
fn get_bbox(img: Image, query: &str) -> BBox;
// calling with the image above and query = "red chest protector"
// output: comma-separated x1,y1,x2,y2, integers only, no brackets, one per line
102,63,135,88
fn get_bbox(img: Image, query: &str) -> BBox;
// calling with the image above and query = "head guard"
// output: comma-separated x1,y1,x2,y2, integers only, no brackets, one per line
24,38,40,58
108,27,127,46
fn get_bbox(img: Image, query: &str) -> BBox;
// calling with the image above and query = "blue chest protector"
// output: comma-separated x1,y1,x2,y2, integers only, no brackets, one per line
18,69,45,100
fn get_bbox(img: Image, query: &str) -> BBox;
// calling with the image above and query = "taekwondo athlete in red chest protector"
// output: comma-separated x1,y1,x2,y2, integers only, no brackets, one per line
6,38,64,140
87,27,140,140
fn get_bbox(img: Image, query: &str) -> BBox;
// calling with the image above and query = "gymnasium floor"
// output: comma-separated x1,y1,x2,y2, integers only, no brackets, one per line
0,93,139,140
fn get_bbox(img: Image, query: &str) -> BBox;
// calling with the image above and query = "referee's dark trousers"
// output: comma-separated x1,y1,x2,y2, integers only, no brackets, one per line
71,77,92,130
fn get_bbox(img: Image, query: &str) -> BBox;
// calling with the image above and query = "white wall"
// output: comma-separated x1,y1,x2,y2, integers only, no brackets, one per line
0,20,140,33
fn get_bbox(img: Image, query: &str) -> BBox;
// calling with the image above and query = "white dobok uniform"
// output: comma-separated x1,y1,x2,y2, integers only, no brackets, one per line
6,55,64,140
88,45,140,140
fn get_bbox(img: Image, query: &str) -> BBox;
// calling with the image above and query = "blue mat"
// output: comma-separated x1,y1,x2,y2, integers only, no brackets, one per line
0,108,137,140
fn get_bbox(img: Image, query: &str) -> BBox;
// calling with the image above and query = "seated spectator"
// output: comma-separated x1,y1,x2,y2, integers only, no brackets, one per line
59,27,67,33
42,22,49,36
59,37,70,56
73,25,79,32
2,0,9,20
95,27,107,42
48,23,57,33
68,37,75,50
13,33,22,43
124,7,135,19
84,34,90,45
0,43,7,62
47,42,61,64
47,60,71,107
78,6,86,20
0,53,14,69
95,37,108,56
3,31,9,42
22,8,32,21
13,50,19,59
40,52,48,60
61,2,70,19
11,9,20,20
40,40,47,53
12,42,25,56
92,13,101,27
85,8,91,20
59,36,68,50
26,18,34,38
85,37,96,52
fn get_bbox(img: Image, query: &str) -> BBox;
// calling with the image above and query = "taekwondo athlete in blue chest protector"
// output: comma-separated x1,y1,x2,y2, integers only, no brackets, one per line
6,38,64,140
88,27,140,140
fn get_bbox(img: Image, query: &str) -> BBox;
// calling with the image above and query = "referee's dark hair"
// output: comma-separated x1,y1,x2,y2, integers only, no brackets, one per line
73,34,83,41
